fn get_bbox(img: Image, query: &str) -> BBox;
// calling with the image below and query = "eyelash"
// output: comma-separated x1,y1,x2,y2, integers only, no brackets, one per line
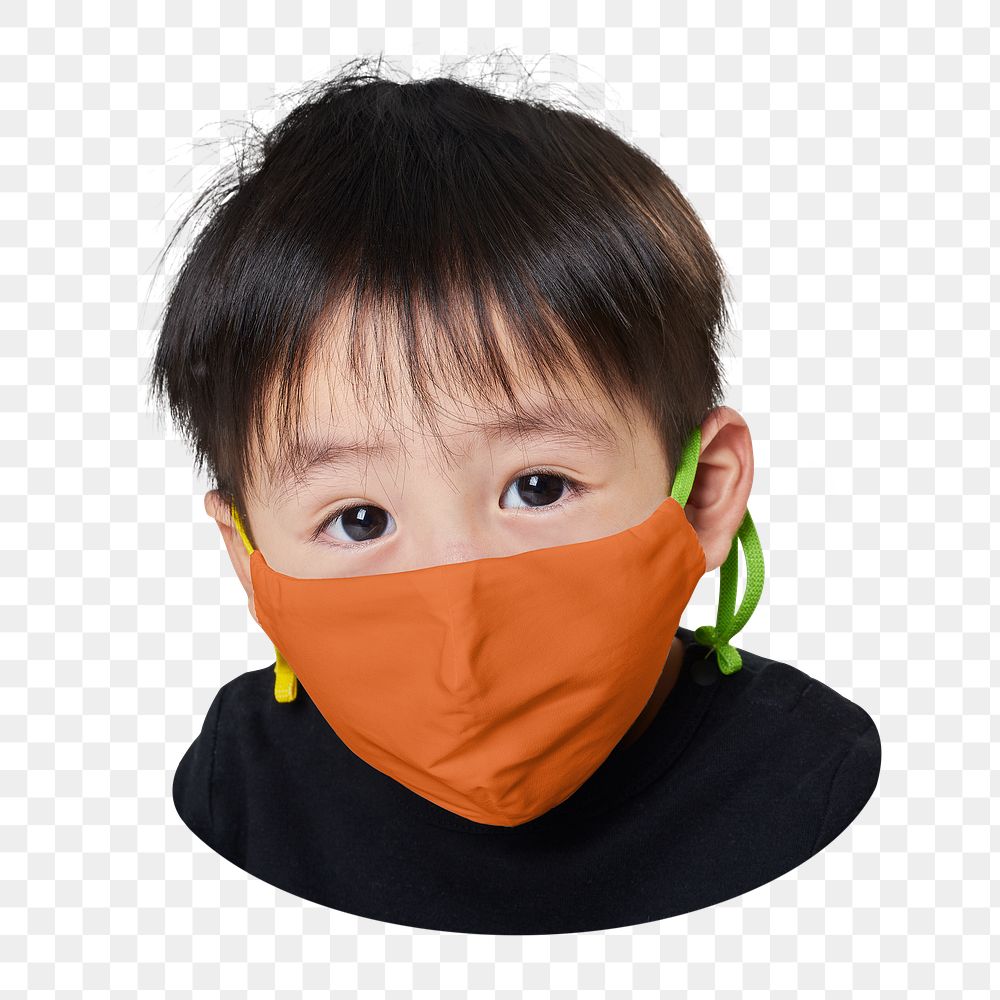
311,468,589,546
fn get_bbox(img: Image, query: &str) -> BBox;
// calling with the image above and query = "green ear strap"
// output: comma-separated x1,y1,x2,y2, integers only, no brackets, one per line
229,502,299,703
670,426,765,675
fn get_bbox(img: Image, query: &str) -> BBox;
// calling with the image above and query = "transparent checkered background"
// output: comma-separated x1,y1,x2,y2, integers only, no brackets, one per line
2,1,995,996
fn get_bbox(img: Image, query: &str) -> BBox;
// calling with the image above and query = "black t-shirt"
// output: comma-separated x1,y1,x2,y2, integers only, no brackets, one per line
172,625,881,934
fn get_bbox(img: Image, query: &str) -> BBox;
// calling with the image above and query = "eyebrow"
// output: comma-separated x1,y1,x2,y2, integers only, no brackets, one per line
270,400,621,487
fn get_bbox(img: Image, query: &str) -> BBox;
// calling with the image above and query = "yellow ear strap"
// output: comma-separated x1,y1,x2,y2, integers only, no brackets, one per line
230,500,298,703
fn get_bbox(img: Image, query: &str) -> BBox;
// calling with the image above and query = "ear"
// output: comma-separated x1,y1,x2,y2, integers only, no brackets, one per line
204,489,259,624
683,407,754,574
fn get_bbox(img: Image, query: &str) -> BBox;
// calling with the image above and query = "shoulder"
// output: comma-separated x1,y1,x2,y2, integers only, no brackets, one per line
733,643,879,750
747,643,881,853
681,626,879,748
171,664,294,860
682,630,882,858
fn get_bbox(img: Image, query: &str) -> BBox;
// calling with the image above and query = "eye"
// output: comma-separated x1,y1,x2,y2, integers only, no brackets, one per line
313,469,587,548
501,468,585,510
314,504,395,546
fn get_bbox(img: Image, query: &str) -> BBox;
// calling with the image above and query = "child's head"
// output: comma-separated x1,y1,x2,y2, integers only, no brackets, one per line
149,58,752,609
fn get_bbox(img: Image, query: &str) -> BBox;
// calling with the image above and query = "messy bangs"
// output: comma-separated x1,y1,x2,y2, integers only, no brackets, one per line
149,55,733,546
260,285,628,501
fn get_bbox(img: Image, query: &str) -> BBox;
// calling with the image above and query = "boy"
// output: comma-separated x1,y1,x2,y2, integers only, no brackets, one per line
153,60,880,934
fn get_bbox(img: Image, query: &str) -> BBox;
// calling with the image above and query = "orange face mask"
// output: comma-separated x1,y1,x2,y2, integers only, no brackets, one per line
231,425,763,827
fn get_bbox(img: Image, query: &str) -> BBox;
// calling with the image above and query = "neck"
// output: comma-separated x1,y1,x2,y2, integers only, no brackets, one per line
617,635,686,750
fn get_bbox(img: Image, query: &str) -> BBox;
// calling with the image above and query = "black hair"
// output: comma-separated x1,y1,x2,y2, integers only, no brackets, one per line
147,53,734,548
